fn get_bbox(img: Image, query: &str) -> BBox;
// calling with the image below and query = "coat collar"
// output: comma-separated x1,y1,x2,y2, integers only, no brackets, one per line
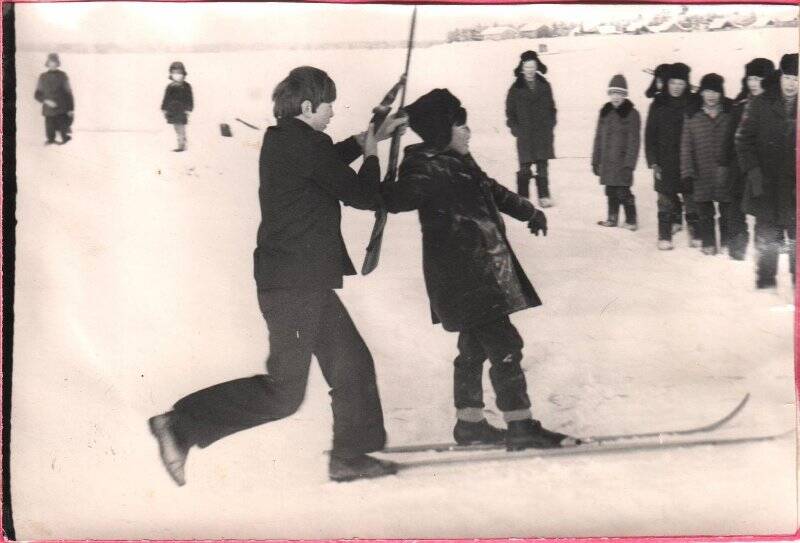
600,99,634,118
513,73,549,90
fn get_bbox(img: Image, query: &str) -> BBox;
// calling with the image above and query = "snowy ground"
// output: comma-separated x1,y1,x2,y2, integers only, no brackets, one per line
10,27,799,539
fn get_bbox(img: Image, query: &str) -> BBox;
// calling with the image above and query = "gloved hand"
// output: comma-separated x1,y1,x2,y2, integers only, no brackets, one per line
528,209,548,236
592,163,600,176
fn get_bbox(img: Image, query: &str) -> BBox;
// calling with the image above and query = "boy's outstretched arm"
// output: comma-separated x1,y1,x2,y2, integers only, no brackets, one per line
311,132,382,211
488,176,536,221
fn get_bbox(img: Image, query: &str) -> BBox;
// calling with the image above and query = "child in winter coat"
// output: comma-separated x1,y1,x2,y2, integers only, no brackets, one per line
680,73,733,255
382,89,576,452
592,74,641,229
161,61,194,152
34,53,74,145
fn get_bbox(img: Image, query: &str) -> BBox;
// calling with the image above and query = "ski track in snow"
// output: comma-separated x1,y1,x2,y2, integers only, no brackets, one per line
11,28,798,539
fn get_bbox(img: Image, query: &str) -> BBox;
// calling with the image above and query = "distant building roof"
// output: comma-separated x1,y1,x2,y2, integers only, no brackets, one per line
482,26,517,36
519,22,542,32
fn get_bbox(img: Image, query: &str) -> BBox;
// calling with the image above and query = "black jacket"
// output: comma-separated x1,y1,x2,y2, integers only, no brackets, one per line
161,81,194,124
505,74,557,163
645,91,700,193
34,69,74,117
382,144,541,332
254,118,381,290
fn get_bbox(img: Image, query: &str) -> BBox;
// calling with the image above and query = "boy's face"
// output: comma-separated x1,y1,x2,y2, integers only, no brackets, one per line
746,75,764,96
780,74,798,98
171,71,185,82
300,100,334,132
701,89,721,107
521,60,538,80
608,91,626,107
448,123,470,156
46,61,58,70
668,79,687,97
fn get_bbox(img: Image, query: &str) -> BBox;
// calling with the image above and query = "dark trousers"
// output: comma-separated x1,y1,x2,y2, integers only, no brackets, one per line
172,289,386,458
727,194,749,259
657,192,698,242
697,201,732,249
45,113,71,143
453,316,531,414
605,186,637,224
670,193,684,225
517,160,550,199
754,217,796,283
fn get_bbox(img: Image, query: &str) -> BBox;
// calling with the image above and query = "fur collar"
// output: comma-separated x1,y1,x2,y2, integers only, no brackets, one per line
513,73,549,90
600,99,634,118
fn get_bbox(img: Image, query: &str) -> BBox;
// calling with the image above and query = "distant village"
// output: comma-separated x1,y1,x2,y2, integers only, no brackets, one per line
447,10,799,43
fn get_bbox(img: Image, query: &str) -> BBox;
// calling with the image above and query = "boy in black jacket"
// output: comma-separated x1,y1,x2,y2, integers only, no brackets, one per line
383,89,575,451
148,67,406,485
161,61,193,152
34,53,74,145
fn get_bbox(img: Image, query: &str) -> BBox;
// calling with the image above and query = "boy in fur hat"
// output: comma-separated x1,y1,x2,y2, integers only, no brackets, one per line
34,53,74,145
382,88,576,451
506,50,558,208
592,74,641,229
725,58,775,260
736,53,797,288
161,61,194,152
645,62,702,250
680,73,734,255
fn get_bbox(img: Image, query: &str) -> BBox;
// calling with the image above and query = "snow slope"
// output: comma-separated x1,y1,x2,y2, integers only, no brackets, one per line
11,26,798,539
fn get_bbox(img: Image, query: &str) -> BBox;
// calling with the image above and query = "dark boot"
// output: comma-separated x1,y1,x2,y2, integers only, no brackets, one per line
700,216,717,252
756,276,777,289
453,419,506,445
516,170,531,199
686,212,702,248
658,212,673,241
622,195,638,230
329,454,398,482
729,232,748,261
149,412,190,486
598,197,620,227
506,419,576,451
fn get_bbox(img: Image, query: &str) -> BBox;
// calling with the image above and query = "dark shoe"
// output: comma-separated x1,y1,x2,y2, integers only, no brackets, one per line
453,419,506,445
701,246,718,256
657,212,673,242
621,222,638,231
148,412,189,486
45,140,56,146
597,218,618,227
59,135,72,145
329,454,398,482
756,276,777,289
173,147,186,153
506,419,577,451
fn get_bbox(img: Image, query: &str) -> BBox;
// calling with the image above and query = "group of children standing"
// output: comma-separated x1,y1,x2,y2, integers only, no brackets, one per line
585,53,797,289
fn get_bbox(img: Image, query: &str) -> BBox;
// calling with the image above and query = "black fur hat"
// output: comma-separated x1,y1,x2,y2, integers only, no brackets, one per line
405,89,467,149
699,73,725,95
169,61,187,76
745,57,776,78
514,50,548,77
780,53,798,76
45,53,60,67
645,63,671,98
667,62,691,83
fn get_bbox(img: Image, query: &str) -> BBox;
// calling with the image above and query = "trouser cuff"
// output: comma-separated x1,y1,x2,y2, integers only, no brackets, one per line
503,408,533,422
456,407,486,423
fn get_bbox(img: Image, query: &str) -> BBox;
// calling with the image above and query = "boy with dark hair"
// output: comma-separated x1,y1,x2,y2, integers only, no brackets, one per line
34,53,74,145
383,89,575,451
681,73,734,255
148,66,406,485
736,53,797,289
161,61,193,152
592,74,641,230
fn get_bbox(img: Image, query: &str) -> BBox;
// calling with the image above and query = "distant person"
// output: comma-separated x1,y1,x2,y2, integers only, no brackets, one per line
148,66,406,486
646,63,684,233
725,58,775,261
645,62,701,250
161,62,193,152
735,53,797,289
680,73,733,256
34,53,74,146
383,89,576,451
506,50,557,208
591,74,641,230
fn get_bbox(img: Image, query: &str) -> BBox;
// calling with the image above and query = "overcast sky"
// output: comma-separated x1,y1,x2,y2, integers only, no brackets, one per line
15,2,798,47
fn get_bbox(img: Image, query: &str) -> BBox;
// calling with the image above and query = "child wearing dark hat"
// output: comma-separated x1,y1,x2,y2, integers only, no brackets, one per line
736,53,797,288
506,50,558,208
724,58,775,260
592,74,641,229
34,53,74,145
680,73,734,255
382,88,576,451
645,62,702,250
161,61,194,152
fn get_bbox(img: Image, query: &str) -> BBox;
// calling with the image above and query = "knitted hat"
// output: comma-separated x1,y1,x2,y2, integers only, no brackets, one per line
699,73,725,95
608,74,628,94
780,53,798,76
745,57,775,78
405,89,467,149
667,62,691,83
45,53,60,67
169,61,187,76
515,50,548,77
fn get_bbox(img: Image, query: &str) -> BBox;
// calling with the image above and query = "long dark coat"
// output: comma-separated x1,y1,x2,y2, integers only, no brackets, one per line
161,81,194,124
645,92,699,193
724,97,749,199
680,101,733,203
382,144,542,332
735,88,797,225
591,99,641,187
34,69,74,117
254,118,381,291
505,74,557,163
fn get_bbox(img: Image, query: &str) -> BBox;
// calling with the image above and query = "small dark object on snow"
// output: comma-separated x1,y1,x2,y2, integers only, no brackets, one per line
453,419,506,445
329,454,398,482
220,123,232,137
